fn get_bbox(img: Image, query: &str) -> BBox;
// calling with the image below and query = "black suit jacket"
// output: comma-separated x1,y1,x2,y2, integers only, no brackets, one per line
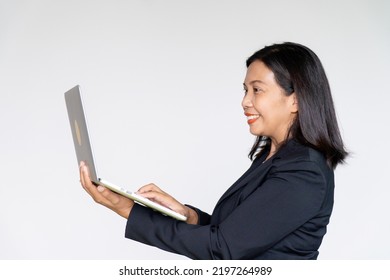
125,139,334,259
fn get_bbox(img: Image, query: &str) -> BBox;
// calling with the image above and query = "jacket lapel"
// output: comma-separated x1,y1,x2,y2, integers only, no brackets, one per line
214,157,272,209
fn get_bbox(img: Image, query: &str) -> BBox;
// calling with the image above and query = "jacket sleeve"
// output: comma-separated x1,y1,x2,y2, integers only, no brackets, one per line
185,204,211,225
125,204,216,258
125,158,327,259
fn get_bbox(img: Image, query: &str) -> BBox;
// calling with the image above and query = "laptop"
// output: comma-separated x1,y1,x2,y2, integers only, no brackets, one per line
64,85,187,221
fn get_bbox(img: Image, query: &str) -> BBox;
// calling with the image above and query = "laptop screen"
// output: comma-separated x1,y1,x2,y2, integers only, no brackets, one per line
65,85,99,183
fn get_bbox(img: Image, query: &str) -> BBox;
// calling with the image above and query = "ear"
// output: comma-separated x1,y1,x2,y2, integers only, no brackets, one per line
290,93,298,113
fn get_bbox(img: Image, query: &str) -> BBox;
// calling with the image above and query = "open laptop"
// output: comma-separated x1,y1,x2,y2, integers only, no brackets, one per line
64,85,187,221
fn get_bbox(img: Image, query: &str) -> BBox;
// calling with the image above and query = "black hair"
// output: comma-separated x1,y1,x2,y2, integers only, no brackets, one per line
246,42,348,169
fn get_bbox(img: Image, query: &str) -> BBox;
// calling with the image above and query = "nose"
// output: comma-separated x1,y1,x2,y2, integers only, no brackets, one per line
241,92,253,110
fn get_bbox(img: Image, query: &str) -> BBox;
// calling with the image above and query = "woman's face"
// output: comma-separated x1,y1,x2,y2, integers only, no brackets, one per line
242,60,298,145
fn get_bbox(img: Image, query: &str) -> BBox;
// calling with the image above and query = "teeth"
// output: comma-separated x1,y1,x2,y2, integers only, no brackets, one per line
247,115,260,120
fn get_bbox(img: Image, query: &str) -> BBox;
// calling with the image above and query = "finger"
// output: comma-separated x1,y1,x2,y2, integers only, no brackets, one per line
79,161,86,188
140,191,187,216
89,186,134,219
140,191,176,208
79,164,106,204
79,161,94,190
95,185,121,205
80,163,94,195
83,183,112,206
137,183,164,194
78,163,120,205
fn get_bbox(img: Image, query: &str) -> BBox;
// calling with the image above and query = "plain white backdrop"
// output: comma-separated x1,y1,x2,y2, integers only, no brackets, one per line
0,0,389,260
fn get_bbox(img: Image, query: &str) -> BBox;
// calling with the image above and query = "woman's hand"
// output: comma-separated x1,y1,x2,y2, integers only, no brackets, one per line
137,183,199,225
79,161,134,219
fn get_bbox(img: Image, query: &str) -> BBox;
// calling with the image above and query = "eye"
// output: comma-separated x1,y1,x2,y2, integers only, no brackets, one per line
243,88,248,95
254,87,263,94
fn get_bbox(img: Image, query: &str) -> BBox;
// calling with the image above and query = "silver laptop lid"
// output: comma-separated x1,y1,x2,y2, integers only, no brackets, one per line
65,85,99,183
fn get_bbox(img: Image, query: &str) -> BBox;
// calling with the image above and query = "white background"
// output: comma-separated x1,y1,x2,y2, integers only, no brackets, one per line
0,0,389,260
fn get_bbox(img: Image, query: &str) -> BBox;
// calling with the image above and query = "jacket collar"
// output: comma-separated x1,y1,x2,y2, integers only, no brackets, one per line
213,139,299,210
214,151,271,209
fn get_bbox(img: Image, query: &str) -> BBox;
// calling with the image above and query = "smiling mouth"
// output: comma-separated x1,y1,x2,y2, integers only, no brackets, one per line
245,113,260,124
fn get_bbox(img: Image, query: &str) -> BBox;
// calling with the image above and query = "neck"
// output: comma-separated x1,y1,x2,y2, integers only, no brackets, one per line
264,137,289,162
264,149,277,162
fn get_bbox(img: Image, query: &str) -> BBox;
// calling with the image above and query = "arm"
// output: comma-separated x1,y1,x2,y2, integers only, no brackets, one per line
213,159,328,259
79,162,199,224
125,159,328,259
136,184,199,224
185,204,211,225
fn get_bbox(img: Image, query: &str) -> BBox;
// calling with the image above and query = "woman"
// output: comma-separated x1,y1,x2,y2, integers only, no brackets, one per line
80,42,348,259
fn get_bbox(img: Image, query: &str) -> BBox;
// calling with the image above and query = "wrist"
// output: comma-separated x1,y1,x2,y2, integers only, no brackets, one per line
185,206,199,225
118,204,133,220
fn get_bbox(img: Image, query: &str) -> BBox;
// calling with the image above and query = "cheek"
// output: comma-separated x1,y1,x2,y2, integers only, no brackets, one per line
252,96,265,112
253,101,288,128
253,97,273,118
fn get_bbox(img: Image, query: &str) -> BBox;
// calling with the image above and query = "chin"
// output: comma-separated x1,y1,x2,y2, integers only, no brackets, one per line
249,128,262,136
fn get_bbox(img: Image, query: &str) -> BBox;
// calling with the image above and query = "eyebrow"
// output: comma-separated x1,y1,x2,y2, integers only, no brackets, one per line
243,80,266,87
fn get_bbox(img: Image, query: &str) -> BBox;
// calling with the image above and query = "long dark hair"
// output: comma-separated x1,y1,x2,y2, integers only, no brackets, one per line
246,42,348,169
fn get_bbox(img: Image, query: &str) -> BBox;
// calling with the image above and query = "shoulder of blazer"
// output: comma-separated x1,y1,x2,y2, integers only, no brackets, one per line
272,139,328,169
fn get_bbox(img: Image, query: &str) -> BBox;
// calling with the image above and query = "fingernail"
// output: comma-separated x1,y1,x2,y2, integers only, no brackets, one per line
97,186,105,192
80,161,84,167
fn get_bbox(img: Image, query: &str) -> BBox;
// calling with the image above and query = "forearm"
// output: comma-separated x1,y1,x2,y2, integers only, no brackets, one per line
125,204,219,259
